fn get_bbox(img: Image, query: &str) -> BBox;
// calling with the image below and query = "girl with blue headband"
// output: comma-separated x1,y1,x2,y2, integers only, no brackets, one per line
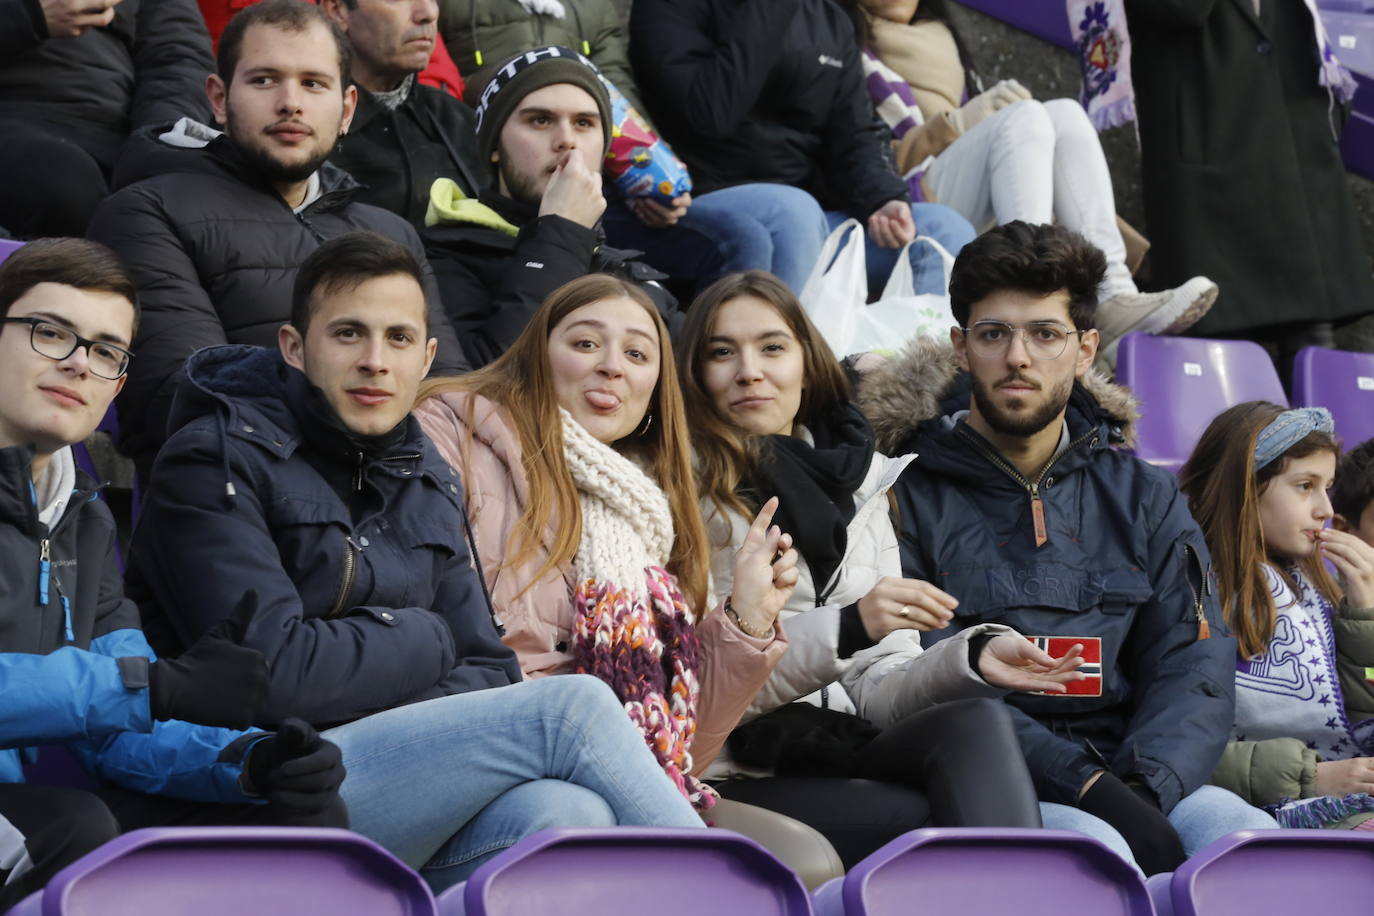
1180,401,1374,830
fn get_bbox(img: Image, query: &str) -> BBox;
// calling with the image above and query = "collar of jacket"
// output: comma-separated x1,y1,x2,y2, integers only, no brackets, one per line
0,443,97,534
169,345,431,480
856,335,1139,458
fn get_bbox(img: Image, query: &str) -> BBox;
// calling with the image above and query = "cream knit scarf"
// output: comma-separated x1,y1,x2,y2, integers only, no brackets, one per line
560,410,712,809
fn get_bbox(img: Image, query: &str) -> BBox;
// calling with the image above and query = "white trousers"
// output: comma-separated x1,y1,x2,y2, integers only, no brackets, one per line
923,98,1136,299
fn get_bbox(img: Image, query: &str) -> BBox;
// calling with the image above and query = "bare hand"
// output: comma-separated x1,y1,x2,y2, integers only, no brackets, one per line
977,634,1086,693
856,576,957,639
630,193,691,228
539,151,606,229
42,0,122,37
866,199,915,249
1314,756,1374,796
1318,528,1374,609
729,496,799,636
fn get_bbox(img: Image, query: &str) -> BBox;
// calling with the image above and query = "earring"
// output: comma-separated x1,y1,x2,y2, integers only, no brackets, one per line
635,412,654,437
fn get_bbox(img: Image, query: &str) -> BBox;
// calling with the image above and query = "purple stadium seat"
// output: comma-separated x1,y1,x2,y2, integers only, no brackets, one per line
1155,829,1374,916
436,828,813,916
1292,346,1374,450
7,827,437,916
1115,332,1287,473
0,239,22,262
809,828,1152,916
1147,873,1174,916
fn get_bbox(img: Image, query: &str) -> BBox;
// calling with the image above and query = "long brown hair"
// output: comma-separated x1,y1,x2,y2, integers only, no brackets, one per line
416,274,710,615
1179,401,1342,658
675,271,851,533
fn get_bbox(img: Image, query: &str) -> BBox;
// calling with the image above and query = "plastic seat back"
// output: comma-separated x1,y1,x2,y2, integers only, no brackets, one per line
811,828,1153,916
1116,332,1287,472
437,828,813,916
1292,346,1374,449
9,827,437,916
1167,829,1374,916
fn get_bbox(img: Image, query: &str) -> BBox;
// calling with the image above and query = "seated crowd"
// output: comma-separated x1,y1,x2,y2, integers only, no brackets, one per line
3,0,1374,907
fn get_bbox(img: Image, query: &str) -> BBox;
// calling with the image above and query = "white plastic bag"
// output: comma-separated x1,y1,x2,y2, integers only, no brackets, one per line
799,220,958,357
798,218,867,357
853,234,957,354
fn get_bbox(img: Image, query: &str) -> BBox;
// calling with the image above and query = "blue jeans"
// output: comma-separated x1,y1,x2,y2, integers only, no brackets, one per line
603,184,829,293
1040,785,1278,874
823,202,976,296
323,674,703,892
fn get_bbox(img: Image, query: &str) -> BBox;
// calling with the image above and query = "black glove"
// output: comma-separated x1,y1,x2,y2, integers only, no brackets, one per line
244,718,348,828
1077,771,1185,876
148,637,268,729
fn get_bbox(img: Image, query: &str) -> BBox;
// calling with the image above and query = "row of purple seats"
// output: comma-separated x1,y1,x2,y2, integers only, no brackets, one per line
1115,332,1374,473
16,824,1374,915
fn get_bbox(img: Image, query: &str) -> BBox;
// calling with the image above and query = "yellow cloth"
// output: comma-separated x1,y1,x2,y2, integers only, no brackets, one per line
425,178,520,235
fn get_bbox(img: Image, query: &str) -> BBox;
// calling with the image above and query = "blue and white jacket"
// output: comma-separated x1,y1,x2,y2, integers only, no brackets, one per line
0,443,261,801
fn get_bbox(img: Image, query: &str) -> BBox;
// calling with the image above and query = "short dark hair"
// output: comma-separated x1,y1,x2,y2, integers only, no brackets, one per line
0,238,138,335
1333,437,1374,524
290,232,425,334
218,0,352,90
948,221,1106,330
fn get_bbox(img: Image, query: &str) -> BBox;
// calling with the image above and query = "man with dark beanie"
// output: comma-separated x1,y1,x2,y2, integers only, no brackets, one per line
423,45,681,367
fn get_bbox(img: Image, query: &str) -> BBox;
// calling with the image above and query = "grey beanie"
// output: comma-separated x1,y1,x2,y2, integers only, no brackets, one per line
473,46,613,173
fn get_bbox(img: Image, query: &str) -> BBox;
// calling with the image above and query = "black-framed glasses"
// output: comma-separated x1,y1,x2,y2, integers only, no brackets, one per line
0,317,134,380
959,320,1085,361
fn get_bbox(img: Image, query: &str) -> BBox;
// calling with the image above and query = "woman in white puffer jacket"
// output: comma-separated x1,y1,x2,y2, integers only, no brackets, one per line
676,270,1085,867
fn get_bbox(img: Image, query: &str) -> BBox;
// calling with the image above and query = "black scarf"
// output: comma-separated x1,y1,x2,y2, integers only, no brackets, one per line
742,403,875,601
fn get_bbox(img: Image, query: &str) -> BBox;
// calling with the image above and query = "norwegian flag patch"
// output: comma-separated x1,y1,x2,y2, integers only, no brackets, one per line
1026,636,1102,696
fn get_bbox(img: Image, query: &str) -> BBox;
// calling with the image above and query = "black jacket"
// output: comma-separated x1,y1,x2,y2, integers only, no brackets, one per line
86,125,469,483
0,0,213,140
424,191,678,367
127,346,522,730
0,445,261,799
331,79,486,227
628,0,907,219
859,340,1236,813
1125,0,1374,335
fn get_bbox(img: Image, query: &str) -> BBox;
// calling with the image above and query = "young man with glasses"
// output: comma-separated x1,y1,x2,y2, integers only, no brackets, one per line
859,221,1274,876
0,239,348,910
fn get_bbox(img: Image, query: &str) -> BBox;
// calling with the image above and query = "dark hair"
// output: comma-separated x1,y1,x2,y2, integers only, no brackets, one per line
948,221,1106,330
1334,437,1374,525
676,270,851,526
0,238,138,334
290,232,425,334
218,0,352,90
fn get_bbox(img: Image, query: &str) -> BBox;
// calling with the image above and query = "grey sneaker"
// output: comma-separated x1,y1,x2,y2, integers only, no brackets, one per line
1095,276,1219,370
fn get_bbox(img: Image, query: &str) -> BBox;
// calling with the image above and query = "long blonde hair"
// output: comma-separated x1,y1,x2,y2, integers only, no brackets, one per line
417,274,710,616
1179,401,1342,658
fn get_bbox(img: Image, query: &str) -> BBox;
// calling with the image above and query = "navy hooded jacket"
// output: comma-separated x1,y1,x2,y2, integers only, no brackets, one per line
859,340,1236,813
127,345,521,729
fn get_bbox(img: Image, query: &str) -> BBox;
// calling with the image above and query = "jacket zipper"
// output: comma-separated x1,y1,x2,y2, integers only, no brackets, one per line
326,534,363,619
1183,543,1211,640
37,537,74,643
956,425,1098,548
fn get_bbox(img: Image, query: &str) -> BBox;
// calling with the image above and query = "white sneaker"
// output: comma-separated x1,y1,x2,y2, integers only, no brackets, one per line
1095,276,1219,370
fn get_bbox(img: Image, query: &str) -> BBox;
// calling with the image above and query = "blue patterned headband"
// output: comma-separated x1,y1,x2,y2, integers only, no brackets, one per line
1253,407,1334,470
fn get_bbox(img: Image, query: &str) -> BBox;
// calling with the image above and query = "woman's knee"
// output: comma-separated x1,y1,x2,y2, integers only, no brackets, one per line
1041,97,1097,143
988,98,1054,149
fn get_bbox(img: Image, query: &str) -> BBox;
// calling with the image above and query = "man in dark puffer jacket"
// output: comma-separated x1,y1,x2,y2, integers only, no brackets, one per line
0,0,214,238
86,0,467,485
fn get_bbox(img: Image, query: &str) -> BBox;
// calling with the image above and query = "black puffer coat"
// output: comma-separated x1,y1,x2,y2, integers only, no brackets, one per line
86,125,469,482
0,0,213,139
628,0,907,219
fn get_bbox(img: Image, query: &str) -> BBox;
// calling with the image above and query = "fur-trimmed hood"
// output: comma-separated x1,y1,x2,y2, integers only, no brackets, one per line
855,336,1140,456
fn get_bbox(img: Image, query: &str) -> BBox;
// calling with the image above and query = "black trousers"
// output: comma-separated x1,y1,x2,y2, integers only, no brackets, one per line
0,782,297,910
0,118,121,239
714,697,1040,868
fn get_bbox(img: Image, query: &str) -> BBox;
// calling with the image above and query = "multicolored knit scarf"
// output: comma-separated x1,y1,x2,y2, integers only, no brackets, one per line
560,410,714,810
1068,0,1134,131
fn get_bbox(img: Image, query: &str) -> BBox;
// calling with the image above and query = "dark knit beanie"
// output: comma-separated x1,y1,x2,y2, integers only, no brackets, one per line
473,46,613,173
